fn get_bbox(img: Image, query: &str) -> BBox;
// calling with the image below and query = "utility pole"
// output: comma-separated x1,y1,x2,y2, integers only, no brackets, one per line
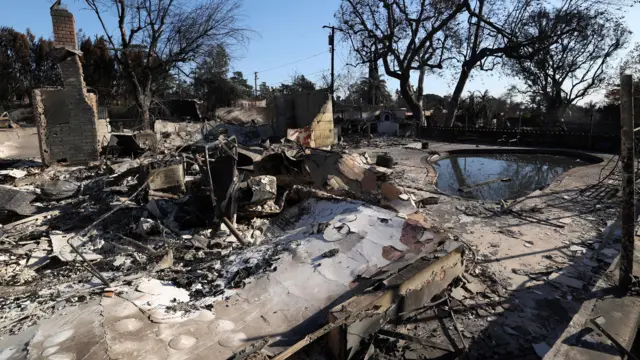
254,72,258,99
619,73,635,291
323,25,340,98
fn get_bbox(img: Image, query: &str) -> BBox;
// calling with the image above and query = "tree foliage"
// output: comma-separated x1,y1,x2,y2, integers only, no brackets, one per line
79,35,118,102
85,0,250,129
272,74,317,95
345,72,392,105
192,46,255,113
444,0,551,125
337,0,466,127
508,7,628,126
0,27,60,105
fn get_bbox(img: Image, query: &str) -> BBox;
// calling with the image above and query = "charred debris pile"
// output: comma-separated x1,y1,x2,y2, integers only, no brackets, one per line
0,128,427,335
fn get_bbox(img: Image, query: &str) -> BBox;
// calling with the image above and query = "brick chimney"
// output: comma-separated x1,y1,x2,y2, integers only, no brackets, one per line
34,1,102,165
51,6,77,50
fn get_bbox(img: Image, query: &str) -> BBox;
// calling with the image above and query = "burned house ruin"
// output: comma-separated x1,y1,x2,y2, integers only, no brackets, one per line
32,3,109,165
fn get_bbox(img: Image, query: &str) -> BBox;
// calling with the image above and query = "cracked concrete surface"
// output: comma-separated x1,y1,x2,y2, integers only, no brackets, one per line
1,197,449,359
27,300,106,360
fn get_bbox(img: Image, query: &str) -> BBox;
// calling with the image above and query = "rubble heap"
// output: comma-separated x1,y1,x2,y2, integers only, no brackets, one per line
0,123,450,342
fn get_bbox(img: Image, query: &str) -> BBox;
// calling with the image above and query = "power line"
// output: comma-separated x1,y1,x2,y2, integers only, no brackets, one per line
272,69,330,86
257,51,329,73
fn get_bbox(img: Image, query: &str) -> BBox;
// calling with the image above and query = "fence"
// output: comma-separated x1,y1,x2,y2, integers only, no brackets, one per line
419,126,620,153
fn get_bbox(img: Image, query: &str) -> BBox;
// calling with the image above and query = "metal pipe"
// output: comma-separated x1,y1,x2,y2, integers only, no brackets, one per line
222,216,248,246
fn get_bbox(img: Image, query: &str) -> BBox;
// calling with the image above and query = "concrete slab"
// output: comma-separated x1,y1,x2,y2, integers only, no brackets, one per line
1,198,454,359
27,300,106,360
545,249,640,360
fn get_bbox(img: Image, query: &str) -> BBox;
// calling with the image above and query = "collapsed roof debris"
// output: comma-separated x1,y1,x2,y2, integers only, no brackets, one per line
0,112,471,356
2,123,636,360
2,113,635,360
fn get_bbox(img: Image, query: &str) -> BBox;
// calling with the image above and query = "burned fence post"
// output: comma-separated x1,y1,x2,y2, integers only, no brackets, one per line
619,73,635,291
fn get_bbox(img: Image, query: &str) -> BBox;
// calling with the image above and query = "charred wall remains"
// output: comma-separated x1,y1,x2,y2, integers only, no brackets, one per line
32,3,108,165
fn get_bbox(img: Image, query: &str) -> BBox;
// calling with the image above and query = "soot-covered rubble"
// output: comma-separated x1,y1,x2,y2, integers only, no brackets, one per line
3,128,633,360
0,126,437,342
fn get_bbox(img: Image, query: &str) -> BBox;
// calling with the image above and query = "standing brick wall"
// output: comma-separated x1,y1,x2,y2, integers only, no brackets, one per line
34,4,105,165
309,96,334,148
32,89,49,162
290,90,335,148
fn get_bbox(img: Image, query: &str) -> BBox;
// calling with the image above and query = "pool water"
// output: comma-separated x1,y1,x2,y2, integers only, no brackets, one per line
434,154,588,201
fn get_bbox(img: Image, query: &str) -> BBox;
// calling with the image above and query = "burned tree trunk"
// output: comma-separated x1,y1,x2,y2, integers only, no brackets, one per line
416,67,426,107
400,80,426,128
124,64,152,130
367,61,378,106
446,61,474,126
134,86,152,130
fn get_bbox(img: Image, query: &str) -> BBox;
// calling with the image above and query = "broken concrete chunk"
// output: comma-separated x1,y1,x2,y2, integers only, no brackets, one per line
243,199,282,216
381,182,417,215
458,214,474,223
450,286,470,301
113,255,130,269
189,235,210,249
27,250,49,267
109,158,141,174
569,245,587,253
463,276,487,294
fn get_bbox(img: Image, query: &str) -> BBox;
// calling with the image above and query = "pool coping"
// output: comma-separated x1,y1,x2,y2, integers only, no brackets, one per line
421,147,607,200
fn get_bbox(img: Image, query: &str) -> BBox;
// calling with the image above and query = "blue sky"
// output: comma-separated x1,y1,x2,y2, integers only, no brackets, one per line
5,0,640,101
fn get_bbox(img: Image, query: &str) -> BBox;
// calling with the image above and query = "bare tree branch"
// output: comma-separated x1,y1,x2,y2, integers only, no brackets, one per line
337,0,467,127
84,0,250,129
508,7,628,128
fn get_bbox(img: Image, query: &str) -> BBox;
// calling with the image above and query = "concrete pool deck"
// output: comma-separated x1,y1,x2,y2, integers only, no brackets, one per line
353,139,639,359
